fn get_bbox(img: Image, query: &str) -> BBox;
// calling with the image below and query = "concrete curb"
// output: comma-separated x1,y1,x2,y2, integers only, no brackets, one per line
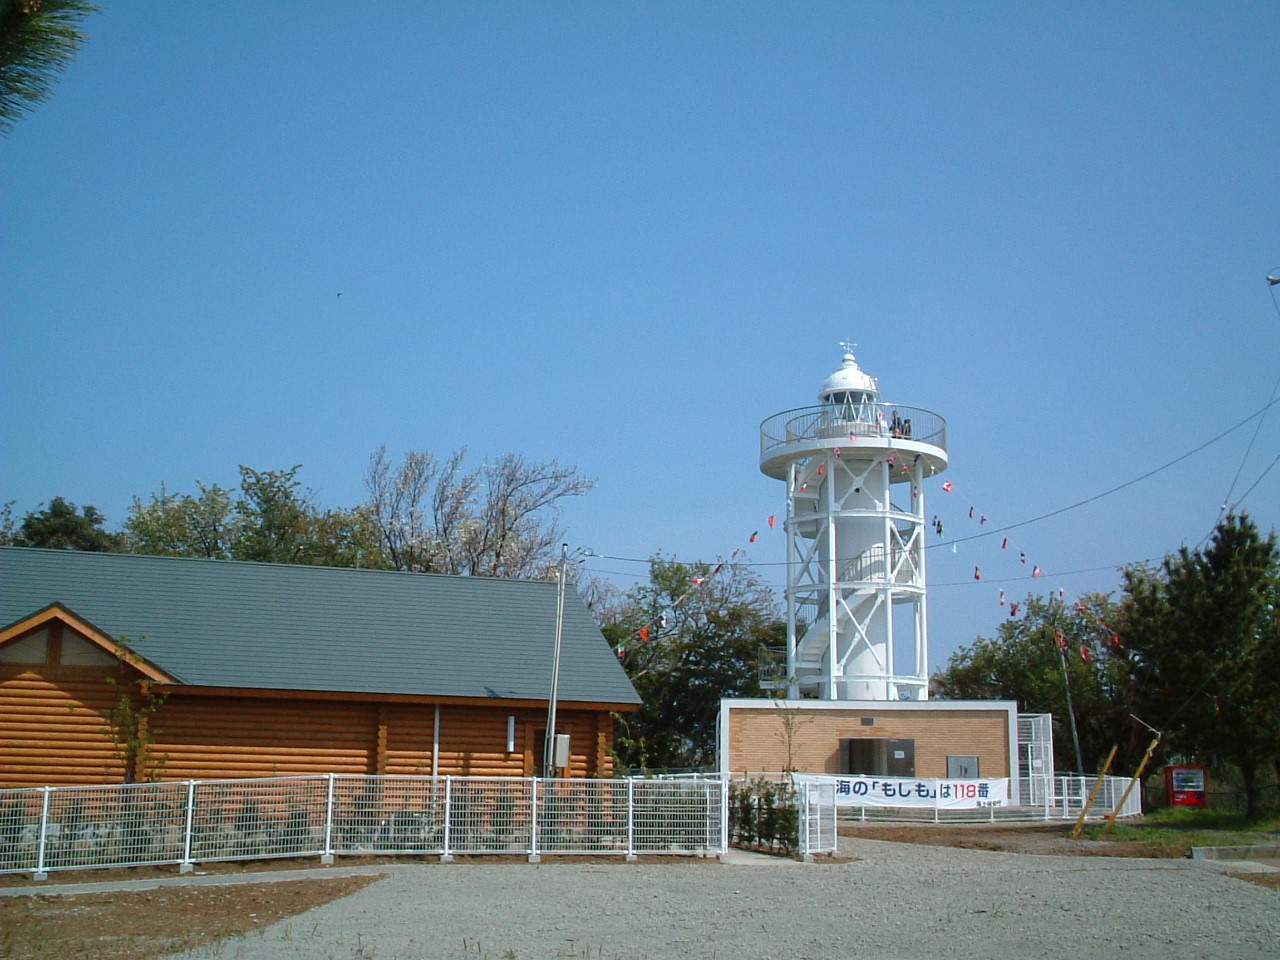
1190,844,1280,861
0,851,806,898
0,864,399,898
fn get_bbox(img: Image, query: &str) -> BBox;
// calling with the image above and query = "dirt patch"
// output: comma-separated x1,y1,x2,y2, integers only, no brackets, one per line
839,821,1189,858
0,852,711,889
0,873,382,960
1226,872,1280,891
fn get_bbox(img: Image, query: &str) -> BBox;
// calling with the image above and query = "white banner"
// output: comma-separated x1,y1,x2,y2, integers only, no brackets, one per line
792,773,1010,809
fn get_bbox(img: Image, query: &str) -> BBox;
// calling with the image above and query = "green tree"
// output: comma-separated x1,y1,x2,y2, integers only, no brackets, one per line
0,0,97,134
1121,513,1280,816
603,557,784,771
124,466,389,568
13,496,125,551
932,592,1141,773
0,500,16,544
231,465,315,563
124,481,237,558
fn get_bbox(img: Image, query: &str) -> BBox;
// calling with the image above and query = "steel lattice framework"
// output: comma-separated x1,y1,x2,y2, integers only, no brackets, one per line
760,352,948,701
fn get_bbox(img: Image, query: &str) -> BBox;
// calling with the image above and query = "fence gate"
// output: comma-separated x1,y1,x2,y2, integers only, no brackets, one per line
797,779,837,859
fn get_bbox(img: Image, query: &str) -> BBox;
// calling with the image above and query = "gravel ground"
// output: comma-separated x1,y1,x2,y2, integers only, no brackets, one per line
161,839,1279,960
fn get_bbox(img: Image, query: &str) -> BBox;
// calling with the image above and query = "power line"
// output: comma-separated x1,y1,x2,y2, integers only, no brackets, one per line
930,561,1156,588
1213,275,1280,527
1229,449,1280,509
589,393,1280,572
934,393,1280,551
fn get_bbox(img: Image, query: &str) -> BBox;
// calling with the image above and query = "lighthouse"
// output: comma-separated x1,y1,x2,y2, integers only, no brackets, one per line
759,343,948,701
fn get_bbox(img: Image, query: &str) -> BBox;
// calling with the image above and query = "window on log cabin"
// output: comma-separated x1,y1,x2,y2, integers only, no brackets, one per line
0,627,48,663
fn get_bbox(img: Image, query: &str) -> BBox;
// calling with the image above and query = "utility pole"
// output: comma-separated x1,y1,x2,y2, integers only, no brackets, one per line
1054,628,1086,775
542,543,569,779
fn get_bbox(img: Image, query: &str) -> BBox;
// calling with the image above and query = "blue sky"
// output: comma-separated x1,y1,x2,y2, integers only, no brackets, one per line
3,2,1277,672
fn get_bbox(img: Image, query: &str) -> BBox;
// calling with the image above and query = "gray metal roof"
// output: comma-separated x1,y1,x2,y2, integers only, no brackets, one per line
0,547,639,706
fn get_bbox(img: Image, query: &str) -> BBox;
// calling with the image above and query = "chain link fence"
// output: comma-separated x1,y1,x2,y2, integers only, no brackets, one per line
0,774,728,879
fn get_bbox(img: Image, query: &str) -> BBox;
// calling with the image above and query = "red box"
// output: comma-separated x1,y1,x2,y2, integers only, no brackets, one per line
1164,765,1206,809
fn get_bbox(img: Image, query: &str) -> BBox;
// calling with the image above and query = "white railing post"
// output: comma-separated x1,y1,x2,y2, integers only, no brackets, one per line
933,782,940,823
625,778,636,861
440,776,453,863
799,782,813,862
180,780,197,873
701,780,712,855
321,773,336,864
528,777,540,863
33,786,52,881
719,776,729,857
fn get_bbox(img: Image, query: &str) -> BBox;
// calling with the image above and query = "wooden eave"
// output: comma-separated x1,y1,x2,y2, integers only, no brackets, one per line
0,602,178,684
151,682,641,712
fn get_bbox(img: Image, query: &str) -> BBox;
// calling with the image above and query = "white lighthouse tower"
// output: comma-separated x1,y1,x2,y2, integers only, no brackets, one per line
759,344,948,701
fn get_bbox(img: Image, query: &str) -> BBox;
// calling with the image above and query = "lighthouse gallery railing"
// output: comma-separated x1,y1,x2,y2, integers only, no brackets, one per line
760,403,947,462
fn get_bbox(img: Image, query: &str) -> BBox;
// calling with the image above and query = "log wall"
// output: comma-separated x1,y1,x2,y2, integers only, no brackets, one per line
0,664,131,785
1,667,619,786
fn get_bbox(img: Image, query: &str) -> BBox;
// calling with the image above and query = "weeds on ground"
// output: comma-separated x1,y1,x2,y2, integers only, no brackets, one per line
1082,806,1280,847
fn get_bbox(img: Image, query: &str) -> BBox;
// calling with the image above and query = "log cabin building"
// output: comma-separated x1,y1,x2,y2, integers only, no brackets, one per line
0,547,640,787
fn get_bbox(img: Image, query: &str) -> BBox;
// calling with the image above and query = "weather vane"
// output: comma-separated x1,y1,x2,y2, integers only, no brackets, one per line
839,339,858,357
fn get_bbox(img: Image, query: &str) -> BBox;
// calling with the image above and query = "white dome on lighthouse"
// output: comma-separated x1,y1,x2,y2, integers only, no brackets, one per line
819,348,879,402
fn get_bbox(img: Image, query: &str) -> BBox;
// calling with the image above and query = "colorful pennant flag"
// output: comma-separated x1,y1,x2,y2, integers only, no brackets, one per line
639,626,649,643
1081,646,1091,665
942,481,953,492
768,515,776,528
1032,566,1042,579
973,566,982,580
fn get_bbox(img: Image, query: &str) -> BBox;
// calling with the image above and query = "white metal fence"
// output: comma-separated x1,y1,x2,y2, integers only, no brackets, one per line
0,774,727,879
796,779,838,857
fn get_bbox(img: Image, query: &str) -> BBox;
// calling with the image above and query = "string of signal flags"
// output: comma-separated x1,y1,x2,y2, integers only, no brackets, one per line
609,514,778,660
603,391,1280,662
604,475,1119,665
921,476,1123,664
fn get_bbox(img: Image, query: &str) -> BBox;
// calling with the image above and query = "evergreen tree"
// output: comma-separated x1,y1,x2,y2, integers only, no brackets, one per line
13,496,125,551
1121,513,1280,816
0,0,97,134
